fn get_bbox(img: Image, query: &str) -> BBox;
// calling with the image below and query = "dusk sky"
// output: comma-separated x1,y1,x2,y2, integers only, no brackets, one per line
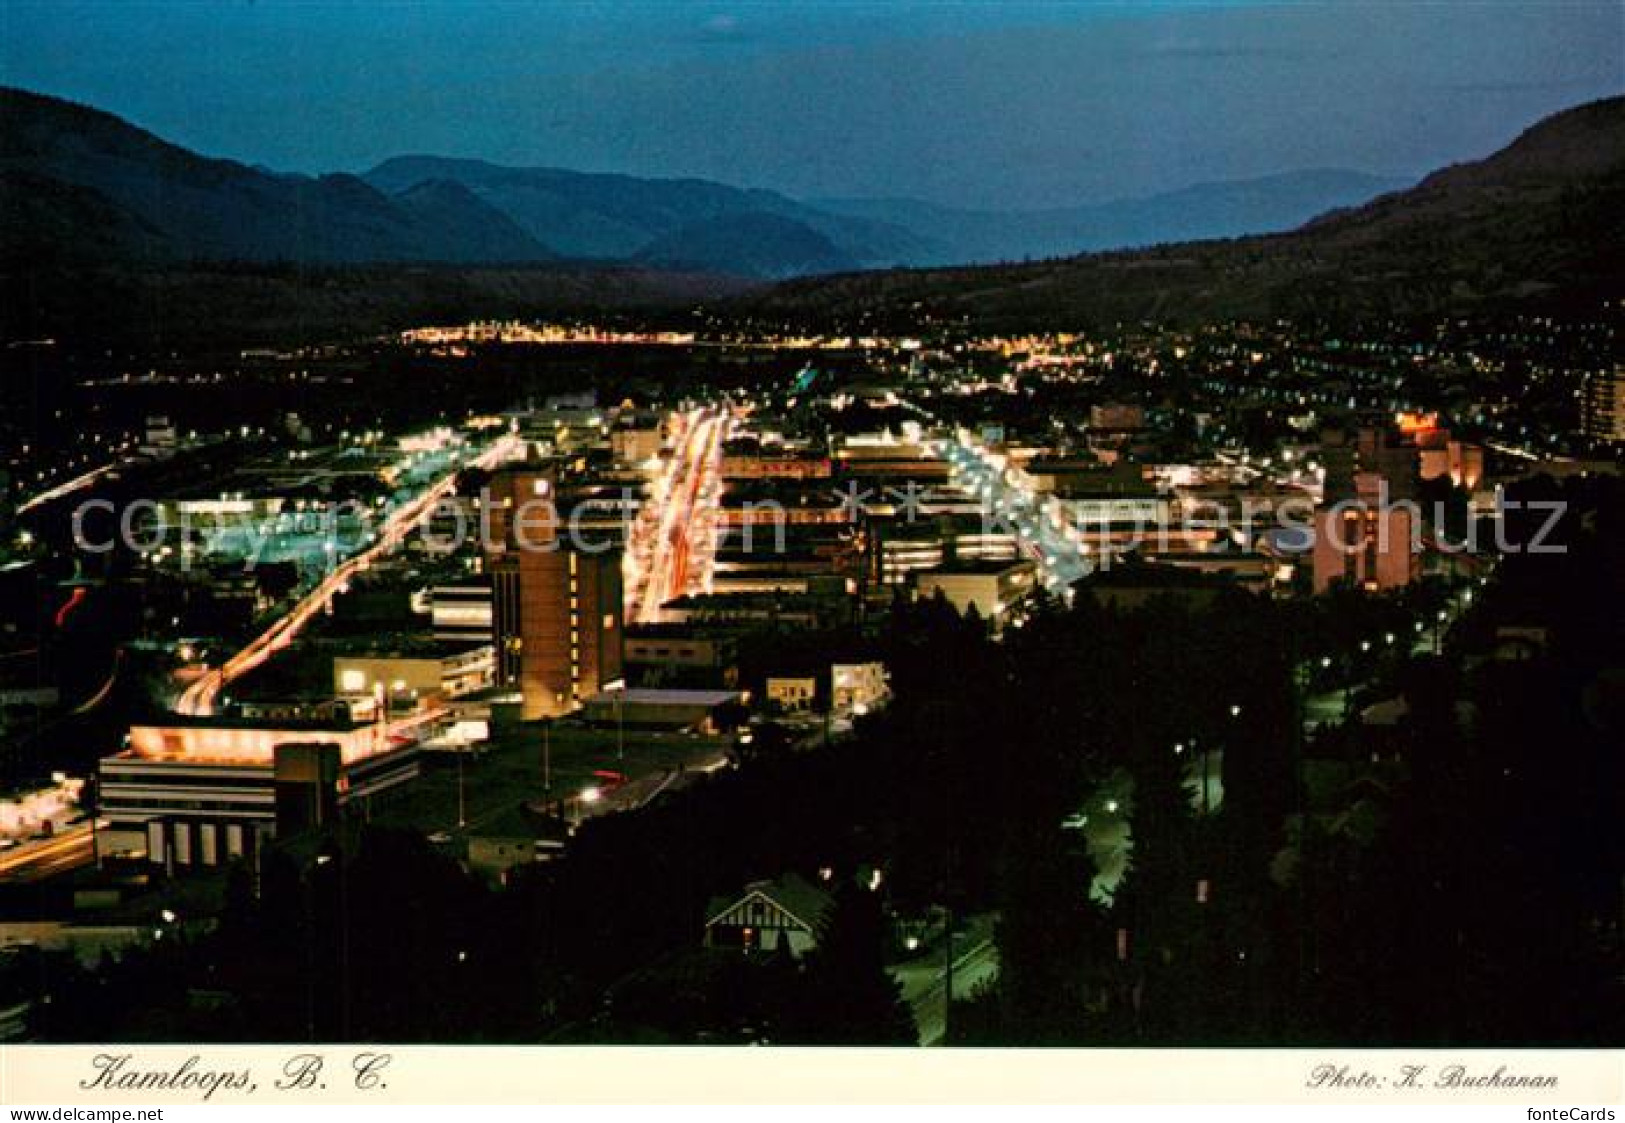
2,0,1621,209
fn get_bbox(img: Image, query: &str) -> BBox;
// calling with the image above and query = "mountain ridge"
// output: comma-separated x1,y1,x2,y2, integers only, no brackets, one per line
810,169,1410,263
4,86,1621,343
361,154,940,272
0,87,556,265
1,85,1421,278
747,94,1625,330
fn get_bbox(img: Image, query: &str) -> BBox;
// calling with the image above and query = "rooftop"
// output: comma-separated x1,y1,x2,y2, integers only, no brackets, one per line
918,558,1035,577
705,871,835,931
585,688,742,708
332,636,493,660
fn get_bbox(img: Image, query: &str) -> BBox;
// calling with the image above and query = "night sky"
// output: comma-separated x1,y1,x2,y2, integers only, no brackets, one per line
2,0,1621,209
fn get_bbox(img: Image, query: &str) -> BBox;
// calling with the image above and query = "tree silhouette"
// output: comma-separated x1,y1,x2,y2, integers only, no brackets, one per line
784,881,916,1044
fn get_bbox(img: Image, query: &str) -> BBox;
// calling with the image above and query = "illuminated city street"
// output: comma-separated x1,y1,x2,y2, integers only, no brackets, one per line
175,431,521,716
625,407,728,623
0,823,95,884
937,434,1098,597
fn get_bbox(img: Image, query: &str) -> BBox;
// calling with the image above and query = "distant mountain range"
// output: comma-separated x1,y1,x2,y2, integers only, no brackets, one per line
360,154,933,274
1,86,1409,280
3,85,1620,344
810,169,1408,263
751,95,1625,329
360,153,1401,272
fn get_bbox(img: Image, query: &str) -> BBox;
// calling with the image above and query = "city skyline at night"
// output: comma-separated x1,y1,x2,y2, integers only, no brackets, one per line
0,0,1620,1109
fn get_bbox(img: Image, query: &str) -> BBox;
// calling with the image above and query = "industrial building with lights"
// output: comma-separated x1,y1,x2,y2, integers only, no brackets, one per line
96,699,425,872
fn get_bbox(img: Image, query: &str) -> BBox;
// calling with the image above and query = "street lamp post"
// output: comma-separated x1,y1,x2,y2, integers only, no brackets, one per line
542,718,552,799
1341,654,1353,721
616,685,625,763
1198,738,1210,816
457,749,467,830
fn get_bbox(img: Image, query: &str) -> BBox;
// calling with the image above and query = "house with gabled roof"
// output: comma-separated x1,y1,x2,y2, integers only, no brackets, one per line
703,872,834,959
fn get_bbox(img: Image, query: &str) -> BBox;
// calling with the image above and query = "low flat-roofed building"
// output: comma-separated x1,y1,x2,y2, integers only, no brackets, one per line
945,515,1019,564
1052,482,1170,528
878,524,946,585
136,698,388,759
429,582,492,643
766,676,818,712
1174,481,1317,525
834,433,951,483
1102,523,1225,556
712,524,857,588
662,592,851,629
831,662,889,713
839,459,952,485
709,571,817,596
915,559,1038,631
720,443,833,480
876,513,1019,586
98,714,424,871
1089,402,1146,432
581,687,744,732
1080,563,1230,611
624,625,739,688
1014,456,1118,494
333,641,495,702
1142,551,1275,593
610,424,663,467
717,480,852,529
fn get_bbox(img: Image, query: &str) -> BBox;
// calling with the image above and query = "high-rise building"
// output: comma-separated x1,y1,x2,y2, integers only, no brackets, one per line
1311,474,1420,593
1582,367,1625,444
484,463,624,720
1320,421,1418,503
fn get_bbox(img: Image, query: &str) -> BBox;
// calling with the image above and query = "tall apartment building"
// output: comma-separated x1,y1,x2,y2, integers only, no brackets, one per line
1321,423,1418,502
1582,367,1625,444
1311,473,1420,593
484,462,624,720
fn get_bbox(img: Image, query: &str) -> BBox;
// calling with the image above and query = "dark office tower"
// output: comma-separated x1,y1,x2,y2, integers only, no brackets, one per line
485,463,624,720
1320,420,1417,503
